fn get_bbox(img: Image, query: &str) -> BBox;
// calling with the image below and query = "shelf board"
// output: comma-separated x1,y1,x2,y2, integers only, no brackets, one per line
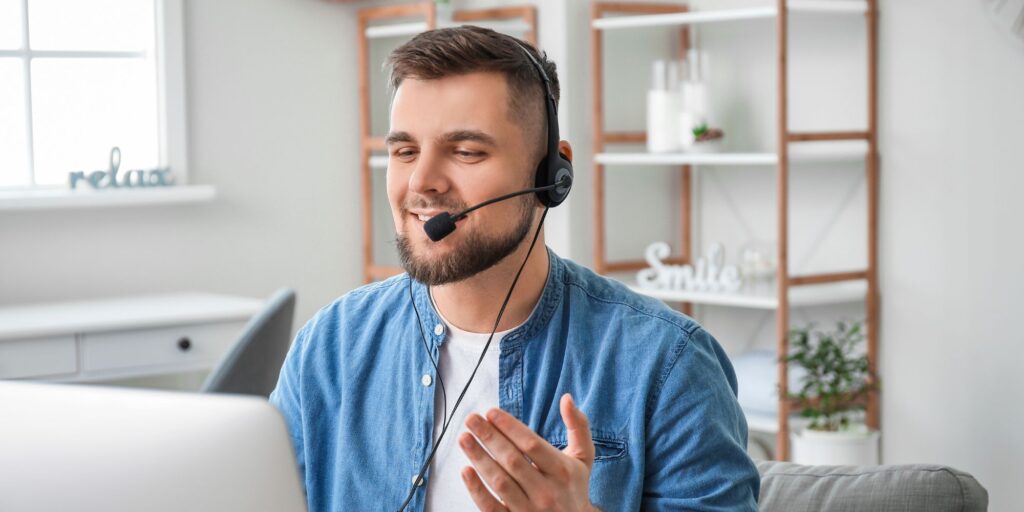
744,409,781,434
0,185,216,211
744,409,813,434
592,1,867,29
595,141,867,166
610,273,867,309
365,21,427,38
366,19,532,39
368,155,388,169
597,152,776,166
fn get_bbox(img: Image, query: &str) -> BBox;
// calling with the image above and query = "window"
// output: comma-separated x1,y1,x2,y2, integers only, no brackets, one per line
0,0,186,191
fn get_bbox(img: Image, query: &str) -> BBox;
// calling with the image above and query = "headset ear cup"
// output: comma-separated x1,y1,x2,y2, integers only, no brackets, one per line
533,151,573,207
545,158,573,208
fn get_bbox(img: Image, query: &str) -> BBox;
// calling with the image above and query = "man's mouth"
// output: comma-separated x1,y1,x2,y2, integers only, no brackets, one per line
406,209,466,233
409,210,442,220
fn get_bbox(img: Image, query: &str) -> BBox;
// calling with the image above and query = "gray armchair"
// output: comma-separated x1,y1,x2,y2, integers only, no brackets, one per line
200,288,296,397
758,461,988,511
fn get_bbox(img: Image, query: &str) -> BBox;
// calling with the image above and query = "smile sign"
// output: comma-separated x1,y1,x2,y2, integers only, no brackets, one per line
637,241,743,293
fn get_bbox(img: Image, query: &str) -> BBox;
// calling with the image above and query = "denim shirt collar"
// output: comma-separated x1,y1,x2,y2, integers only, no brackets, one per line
410,246,566,350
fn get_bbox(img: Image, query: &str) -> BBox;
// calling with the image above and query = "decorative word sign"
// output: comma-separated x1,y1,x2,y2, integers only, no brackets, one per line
68,147,175,190
637,241,742,293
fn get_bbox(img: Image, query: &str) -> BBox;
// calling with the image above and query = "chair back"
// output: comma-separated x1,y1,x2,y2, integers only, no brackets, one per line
200,288,296,397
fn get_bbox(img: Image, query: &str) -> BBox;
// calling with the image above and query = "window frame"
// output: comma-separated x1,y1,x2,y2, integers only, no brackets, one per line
0,0,189,191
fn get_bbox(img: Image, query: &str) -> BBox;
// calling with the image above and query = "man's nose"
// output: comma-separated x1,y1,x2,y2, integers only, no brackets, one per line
407,148,450,196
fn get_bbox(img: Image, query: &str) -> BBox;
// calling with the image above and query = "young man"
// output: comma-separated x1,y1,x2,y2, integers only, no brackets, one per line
270,26,759,511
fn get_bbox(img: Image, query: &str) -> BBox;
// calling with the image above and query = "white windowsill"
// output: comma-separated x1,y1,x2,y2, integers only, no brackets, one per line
0,186,216,211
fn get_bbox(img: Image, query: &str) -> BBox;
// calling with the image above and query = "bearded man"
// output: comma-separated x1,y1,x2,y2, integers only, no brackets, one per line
270,26,759,512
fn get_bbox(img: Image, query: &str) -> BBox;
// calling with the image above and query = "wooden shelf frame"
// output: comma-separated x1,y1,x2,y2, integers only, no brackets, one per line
591,1,695,297
357,3,538,284
590,0,880,461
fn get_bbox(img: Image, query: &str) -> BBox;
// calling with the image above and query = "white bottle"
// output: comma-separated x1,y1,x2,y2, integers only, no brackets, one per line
676,59,695,151
678,50,710,151
647,60,679,153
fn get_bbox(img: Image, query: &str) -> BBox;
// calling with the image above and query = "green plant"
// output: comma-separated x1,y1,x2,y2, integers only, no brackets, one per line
785,319,876,432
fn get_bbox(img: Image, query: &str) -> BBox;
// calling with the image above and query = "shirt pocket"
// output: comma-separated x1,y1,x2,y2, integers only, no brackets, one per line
544,431,627,463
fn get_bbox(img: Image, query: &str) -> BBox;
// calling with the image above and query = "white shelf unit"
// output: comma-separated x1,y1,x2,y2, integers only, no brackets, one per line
0,185,216,211
590,1,879,460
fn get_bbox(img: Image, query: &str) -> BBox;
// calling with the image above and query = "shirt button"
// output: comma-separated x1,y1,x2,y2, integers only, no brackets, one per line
412,474,424,486
433,323,444,336
421,374,433,387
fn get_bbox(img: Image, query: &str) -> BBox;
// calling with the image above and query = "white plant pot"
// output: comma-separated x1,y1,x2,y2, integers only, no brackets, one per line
790,426,880,466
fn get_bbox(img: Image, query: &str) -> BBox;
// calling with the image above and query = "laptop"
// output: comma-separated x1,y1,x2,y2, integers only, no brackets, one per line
0,381,307,512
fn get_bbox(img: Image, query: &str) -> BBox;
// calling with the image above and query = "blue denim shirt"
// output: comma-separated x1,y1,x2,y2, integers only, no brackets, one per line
270,247,760,511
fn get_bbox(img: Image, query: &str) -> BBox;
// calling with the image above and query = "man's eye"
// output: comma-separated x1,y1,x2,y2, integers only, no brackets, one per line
394,150,416,158
456,151,483,158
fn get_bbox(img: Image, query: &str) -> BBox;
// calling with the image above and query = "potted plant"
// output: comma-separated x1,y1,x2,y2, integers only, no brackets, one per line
785,319,879,465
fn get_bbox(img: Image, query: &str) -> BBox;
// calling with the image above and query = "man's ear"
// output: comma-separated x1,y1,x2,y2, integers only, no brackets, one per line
558,140,573,163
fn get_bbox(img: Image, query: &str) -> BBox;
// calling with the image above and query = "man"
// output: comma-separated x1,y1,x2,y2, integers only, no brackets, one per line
270,26,759,511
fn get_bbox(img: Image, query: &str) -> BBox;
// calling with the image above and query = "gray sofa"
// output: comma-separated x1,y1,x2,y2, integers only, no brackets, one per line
757,461,988,511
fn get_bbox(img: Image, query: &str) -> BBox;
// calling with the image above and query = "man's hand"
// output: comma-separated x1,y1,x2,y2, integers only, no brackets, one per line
458,393,599,512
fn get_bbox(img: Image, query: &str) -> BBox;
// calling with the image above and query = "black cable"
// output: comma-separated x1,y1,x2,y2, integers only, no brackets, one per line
397,206,550,512
449,177,568,222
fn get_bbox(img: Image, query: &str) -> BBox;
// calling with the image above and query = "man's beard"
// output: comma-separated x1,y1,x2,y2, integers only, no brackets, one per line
396,195,535,286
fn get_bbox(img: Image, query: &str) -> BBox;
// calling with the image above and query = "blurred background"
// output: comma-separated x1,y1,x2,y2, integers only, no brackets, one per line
1,0,1021,509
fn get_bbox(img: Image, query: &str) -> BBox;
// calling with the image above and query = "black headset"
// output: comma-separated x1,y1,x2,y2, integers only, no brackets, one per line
516,41,574,208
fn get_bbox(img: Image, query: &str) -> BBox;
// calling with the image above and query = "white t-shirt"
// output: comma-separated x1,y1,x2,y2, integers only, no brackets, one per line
423,293,523,511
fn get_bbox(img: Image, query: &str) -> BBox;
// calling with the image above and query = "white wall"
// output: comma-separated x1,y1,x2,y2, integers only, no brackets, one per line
879,1,1024,510
0,0,361,329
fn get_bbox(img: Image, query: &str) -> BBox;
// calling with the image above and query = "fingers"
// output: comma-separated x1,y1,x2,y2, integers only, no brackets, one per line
461,466,509,512
464,414,547,493
484,407,565,474
458,432,530,508
560,393,595,468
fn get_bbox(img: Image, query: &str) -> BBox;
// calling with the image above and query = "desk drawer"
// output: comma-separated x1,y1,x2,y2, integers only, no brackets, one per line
81,322,246,373
0,335,78,379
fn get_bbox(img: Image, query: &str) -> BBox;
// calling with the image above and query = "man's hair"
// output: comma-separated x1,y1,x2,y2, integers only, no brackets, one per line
385,26,560,173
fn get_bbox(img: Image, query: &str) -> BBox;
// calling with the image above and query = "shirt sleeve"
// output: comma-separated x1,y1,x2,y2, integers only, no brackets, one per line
641,326,761,511
269,323,312,485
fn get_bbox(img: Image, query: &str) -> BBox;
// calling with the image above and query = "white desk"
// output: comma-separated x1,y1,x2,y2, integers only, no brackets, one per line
0,293,264,383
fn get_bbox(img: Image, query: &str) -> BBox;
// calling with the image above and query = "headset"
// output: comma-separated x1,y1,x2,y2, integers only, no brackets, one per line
396,39,573,511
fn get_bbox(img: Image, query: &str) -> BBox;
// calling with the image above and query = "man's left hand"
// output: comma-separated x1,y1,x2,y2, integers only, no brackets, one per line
458,393,598,512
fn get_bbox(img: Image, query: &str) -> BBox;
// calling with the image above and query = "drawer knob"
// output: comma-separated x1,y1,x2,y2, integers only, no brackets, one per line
177,337,192,352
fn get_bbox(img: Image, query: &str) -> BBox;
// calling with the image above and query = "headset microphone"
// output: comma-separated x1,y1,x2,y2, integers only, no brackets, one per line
422,176,571,242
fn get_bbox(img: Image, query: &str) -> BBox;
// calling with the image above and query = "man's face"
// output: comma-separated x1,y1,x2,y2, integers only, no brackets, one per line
386,72,538,285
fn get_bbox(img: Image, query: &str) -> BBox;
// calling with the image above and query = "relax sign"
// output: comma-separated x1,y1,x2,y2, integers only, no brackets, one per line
68,147,175,190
